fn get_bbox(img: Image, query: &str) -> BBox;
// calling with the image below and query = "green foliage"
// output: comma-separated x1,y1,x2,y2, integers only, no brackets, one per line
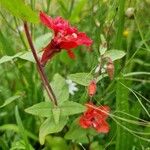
60,101,86,116
34,33,52,50
69,0,87,22
25,102,53,117
50,74,69,104
15,106,32,150
52,107,61,124
0,0,39,23
0,94,21,108
46,136,69,150
10,140,34,150
68,73,93,86
25,101,85,118
39,116,68,145
0,52,36,64
103,50,126,61
65,119,98,143
0,0,150,149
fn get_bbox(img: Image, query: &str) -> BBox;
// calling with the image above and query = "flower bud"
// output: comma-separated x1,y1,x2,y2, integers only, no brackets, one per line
125,7,135,19
88,80,97,97
106,59,114,80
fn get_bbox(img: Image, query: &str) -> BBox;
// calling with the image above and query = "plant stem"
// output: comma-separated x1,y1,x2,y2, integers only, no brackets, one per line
23,22,57,106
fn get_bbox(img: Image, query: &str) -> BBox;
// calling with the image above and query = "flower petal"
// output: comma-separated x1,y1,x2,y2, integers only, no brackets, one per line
96,120,109,133
66,49,75,59
77,32,93,46
79,116,92,128
39,11,54,30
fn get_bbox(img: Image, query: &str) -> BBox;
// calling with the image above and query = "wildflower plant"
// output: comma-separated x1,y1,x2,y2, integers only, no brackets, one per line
0,0,150,150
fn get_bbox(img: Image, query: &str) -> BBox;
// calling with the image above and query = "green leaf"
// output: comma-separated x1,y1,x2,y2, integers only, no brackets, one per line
0,124,38,141
34,33,52,50
60,101,86,116
15,106,31,150
0,138,9,149
68,73,93,86
90,142,103,150
103,50,126,61
10,140,34,150
99,34,107,55
39,116,68,145
0,95,21,108
65,119,97,143
52,107,61,124
0,0,39,23
18,52,35,63
116,80,130,150
0,52,22,64
49,74,69,104
0,51,43,64
10,140,27,150
45,136,69,150
25,101,85,118
25,102,53,117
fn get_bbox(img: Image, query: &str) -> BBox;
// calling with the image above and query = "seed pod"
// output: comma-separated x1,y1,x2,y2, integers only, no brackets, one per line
106,59,114,80
88,80,97,97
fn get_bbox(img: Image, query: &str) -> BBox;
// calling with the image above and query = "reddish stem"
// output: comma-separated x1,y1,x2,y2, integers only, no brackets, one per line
23,22,57,106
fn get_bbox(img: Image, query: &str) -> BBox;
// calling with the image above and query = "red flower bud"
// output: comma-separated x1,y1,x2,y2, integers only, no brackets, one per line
88,80,97,97
106,59,114,80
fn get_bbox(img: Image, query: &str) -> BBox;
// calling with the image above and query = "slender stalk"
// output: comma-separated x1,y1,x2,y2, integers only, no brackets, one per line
23,22,57,106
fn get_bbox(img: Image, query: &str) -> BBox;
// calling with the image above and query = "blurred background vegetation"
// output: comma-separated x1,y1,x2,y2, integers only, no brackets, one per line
0,0,150,149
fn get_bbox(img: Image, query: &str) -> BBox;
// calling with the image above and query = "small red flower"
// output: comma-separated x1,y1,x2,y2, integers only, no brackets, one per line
79,102,110,133
88,80,97,97
39,12,93,65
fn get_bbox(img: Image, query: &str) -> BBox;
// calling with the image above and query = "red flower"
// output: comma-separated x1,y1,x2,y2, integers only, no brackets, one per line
79,102,110,133
39,12,93,65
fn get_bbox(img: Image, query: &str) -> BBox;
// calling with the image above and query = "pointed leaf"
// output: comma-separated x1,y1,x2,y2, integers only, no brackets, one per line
0,52,22,64
45,74,69,104
0,0,39,23
25,102,53,117
68,73,93,86
39,116,68,145
0,95,21,108
60,101,86,116
103,50,126,61
52,107,61,124
18,52,35,63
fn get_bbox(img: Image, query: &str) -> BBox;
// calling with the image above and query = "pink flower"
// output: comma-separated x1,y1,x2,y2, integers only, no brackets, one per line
79,102,110,133
39,12,93,65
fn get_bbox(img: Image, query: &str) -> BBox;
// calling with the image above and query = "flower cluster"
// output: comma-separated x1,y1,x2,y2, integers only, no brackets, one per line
39,12,92,65
79,103,110,133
